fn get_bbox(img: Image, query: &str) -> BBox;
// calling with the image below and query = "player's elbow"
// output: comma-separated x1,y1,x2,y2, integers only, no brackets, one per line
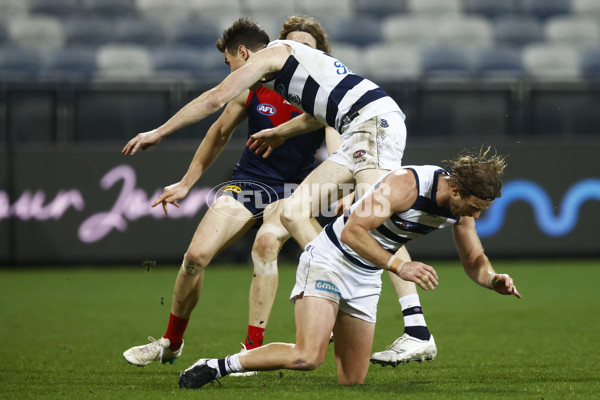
339,225,357,248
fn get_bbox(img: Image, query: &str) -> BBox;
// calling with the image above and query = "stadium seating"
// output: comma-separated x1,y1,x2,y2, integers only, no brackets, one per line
96,44,152,78
115,18,168,48
421,46,471,79
463,0,518,19
0,21,7,45
0,47,42,78
406,0,462,15
0,0,29,20
522,43,581,79
296,0,354,18
7,16,64,49
381,15,440,46
518,0,572,21
43,47,97,79
494,15,545,47
472,46,525,79
364,43,421,80
151,46,207,78
135,0,188,22
28,0,81,18
579,48,600,79
544,16,600,48
243,0,296,21
63,17,115,47
82,0,137,18
436,15,494,48
572,0,600,18
322,16,381,47
171,19,221,49
353,0,406,20
186,0,243,20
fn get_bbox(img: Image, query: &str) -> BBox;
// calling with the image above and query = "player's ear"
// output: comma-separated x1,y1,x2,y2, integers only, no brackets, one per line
238,45,250,60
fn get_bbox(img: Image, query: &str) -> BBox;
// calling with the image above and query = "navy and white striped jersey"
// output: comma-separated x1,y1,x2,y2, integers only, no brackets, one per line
262,40,404,134
324,165,460,272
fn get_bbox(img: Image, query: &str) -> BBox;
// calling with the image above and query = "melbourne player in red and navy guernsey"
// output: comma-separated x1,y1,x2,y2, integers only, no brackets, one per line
225,85,325,217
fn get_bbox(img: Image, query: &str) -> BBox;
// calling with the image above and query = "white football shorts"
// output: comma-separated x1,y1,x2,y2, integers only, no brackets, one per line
290,231,383,323
328,111,406,174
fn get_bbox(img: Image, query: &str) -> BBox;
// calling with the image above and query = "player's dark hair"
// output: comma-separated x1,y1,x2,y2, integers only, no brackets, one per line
279,15,331,53
445,146,506,201
216,18,270,55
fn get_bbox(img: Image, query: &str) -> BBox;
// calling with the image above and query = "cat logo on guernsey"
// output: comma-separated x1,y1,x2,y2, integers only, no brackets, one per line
257,103,277,116
353,150,366,159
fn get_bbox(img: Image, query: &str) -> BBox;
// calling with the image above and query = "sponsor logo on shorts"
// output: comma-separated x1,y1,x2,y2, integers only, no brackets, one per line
257,103,277,116
222,185,242,193
380,119,389,128
353,150,366,159
315,280,340,296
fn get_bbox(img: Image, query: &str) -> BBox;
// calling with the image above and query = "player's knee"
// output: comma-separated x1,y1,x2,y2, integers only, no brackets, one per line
292,346,326,371
252,233,280,262
181,251,210,274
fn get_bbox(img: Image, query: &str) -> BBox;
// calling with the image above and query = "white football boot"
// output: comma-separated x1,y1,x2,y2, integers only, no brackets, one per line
229,344,259,377
370,334,437,367
123,336,183,366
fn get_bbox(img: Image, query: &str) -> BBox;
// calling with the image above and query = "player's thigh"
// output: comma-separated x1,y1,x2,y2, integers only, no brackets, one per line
332,311,375,384
187,195,255,258
285,160,354,216
354,167,390,197
294,295,338,360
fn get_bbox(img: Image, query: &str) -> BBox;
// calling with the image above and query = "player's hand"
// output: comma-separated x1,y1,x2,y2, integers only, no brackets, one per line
122,129,162,156
246,128,286,158
151,182,189,215
398,261,439,291
490,273,521,298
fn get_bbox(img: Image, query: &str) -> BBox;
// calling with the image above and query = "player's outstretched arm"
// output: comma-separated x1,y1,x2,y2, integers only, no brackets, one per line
453,218,521,298
247,113,325,158
151,93,249,216
123,45,287,156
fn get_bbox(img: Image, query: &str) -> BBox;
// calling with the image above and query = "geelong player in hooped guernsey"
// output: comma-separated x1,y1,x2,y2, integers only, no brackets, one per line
262,39,403,134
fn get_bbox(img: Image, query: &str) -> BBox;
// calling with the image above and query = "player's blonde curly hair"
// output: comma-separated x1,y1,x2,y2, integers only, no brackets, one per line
445,146,507,201
279,15,331,53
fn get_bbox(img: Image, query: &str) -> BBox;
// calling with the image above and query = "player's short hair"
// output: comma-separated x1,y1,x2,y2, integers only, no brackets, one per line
216,18,270,55
279,15,331,54
445,146,506,202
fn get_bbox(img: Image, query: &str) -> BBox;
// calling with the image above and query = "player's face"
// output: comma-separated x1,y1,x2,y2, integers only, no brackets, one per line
224,48,246,72
285,31,317,49
450,195,492,219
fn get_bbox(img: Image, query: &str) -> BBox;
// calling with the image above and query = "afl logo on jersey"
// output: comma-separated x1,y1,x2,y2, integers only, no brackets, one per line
257,103,277,116
353,150,366,159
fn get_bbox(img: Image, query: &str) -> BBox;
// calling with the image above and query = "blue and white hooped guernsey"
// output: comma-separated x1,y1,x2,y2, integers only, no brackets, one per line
262,40,404,134
324,165,460,273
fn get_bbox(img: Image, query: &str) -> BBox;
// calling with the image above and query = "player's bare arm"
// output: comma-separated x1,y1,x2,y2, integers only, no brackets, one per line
340,170,439,290
453,218,521,298
247,112,325,158
123,45,289,157
151,92,249,215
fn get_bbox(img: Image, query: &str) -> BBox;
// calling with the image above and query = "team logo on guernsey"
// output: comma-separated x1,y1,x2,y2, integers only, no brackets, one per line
257,103,277,116
353,150,366,159
398,220,414,230
380,119,389,128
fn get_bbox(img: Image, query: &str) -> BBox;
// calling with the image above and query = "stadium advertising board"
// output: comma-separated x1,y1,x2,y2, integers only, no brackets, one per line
1,142,598,265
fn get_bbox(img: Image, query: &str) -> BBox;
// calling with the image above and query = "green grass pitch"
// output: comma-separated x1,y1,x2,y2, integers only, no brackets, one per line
1,259,599,400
